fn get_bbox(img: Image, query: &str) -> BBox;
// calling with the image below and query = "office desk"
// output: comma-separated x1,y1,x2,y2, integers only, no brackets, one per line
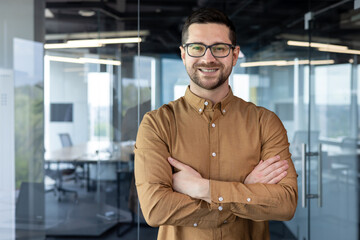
45,140,135,195
44,141,135,237
45,141,135,163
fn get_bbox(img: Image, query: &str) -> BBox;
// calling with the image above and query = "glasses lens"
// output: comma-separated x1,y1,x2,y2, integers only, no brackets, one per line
187,44,206,57
210,44,231,57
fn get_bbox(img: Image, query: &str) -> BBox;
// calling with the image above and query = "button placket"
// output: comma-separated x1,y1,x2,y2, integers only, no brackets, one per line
209,106,219,181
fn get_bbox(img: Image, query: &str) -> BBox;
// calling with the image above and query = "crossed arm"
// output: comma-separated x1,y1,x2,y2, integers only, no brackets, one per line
168,155,289,204
135,112,298,227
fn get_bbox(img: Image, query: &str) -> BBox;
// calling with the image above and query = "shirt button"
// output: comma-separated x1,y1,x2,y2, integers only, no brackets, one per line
223,220,228,224
218,197,223,202
247,197,251,202
204,101,208,106
212,152,216,157
193,223,198,227
199,108,202,112
218,206,223,211
211,123,216,128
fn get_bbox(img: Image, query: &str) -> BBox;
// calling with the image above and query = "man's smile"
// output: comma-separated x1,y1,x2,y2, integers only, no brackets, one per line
198,68,218,73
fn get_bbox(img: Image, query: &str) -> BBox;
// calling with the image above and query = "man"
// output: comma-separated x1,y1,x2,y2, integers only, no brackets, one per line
135,8,298,240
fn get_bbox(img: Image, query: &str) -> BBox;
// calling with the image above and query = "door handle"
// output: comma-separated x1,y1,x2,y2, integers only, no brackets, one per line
301,143,323,208
301,143,307,208
318,143,322,207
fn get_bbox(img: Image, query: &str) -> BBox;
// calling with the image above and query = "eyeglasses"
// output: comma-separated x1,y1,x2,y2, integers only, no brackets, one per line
183,43,235,58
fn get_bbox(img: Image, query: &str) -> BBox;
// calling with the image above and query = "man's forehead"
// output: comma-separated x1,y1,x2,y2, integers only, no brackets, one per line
187,23,231,43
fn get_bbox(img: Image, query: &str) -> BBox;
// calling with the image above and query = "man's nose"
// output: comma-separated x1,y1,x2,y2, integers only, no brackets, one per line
202,48,216,62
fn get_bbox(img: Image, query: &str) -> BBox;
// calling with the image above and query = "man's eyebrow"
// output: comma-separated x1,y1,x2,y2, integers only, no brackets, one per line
186,42,231,45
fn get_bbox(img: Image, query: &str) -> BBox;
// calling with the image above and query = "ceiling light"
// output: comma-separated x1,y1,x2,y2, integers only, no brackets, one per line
288,40,360,55
45,55,121,66
44,37,142,49
240,60,288,67
318,48,360,55
44,42,103,49
45,30,149,41
67,37,142,45
287,40,348,50
45,56,85,64
240,59,334,67
78,10,96,17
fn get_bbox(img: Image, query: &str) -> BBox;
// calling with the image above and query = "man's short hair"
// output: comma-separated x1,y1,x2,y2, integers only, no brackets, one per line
181,8,237,46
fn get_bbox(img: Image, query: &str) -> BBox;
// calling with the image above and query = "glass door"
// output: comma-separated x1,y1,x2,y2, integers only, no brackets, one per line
307,2,359,240
232,13,312,239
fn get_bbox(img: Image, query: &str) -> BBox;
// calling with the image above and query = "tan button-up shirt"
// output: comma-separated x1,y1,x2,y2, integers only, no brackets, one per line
135,87,298,240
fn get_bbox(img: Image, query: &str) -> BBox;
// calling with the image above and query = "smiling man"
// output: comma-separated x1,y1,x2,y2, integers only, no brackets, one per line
135,8,298,240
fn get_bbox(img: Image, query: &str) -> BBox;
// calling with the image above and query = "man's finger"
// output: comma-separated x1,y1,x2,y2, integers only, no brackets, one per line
268,171,287,184
262,160,288,176
168,157,187,171
263,163,289,182
257,155,280,171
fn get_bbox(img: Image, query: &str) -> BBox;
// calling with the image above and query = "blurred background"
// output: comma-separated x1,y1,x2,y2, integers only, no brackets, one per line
0,0,360,239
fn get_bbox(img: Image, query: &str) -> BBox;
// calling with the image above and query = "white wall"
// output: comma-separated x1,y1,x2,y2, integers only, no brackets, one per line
45,60,89,151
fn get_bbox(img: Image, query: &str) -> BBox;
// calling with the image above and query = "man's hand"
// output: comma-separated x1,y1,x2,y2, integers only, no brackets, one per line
168,157,211,203
244,155,289,184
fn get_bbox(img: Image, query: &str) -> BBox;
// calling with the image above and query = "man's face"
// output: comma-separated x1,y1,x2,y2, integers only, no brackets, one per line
180,23,240,90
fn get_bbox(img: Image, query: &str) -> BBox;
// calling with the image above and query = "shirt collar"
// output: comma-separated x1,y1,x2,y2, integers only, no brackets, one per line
184,85,234,115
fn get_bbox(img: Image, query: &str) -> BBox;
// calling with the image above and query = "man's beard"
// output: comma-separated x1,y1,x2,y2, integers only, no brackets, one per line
186,62,231,90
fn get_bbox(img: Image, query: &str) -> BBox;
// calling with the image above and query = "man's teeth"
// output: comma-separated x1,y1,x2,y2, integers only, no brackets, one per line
200,69,217,72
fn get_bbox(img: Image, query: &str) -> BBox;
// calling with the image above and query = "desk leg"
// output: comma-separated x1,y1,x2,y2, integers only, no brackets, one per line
86,163,90,191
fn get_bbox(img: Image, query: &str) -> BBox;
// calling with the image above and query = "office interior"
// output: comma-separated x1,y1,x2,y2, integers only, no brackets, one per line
0,0,360,239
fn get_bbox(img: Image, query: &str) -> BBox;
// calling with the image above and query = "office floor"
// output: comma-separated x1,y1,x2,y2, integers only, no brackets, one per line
43,179,296,240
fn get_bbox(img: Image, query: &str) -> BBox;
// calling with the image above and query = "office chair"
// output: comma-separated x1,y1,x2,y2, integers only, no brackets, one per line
59,133,73,147
59,133,86,185
45,133,79,202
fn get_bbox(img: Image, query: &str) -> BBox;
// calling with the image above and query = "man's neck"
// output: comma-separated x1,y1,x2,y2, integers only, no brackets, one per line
189,82,230,104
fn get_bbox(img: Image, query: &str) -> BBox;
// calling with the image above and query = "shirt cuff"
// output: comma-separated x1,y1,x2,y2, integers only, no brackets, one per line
209,179,278,209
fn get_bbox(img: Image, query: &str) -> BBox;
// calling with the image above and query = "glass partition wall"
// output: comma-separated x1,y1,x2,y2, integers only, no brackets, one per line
229,1,360,240
0,0,46,239
43,7,153,239
43,1,360,239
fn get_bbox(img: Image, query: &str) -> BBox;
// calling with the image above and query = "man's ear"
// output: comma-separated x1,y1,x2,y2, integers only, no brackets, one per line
180,46,186,65
232,46,240,67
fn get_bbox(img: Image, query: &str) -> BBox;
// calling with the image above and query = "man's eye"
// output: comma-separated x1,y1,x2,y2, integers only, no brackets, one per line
213,46,226,52
191,46,204,51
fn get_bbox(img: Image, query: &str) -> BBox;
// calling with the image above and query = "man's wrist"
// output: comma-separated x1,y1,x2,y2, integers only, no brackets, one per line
197,179,211,203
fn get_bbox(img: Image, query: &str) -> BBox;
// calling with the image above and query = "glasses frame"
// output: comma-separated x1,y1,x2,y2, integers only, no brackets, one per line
182,43,236,58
